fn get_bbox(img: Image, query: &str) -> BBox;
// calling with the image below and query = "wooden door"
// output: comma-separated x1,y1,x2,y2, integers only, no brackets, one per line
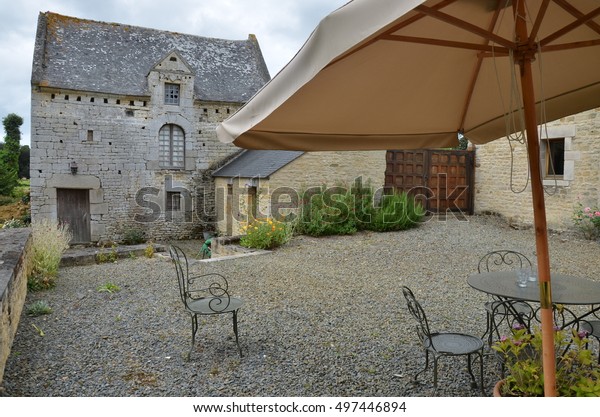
428,150,473,215
385,149,474,215
384,150,429,209
57,188,91,244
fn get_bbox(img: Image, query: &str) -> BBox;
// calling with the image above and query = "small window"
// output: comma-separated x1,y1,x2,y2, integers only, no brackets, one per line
164,83,180,105
544,138,565,178
87,130,94,142
159,124,185,169
166,191,182,211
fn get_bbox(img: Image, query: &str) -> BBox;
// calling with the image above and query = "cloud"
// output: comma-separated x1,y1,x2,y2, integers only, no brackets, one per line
0,0,348,146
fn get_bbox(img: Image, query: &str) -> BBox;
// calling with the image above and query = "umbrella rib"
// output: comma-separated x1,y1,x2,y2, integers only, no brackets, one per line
326,0,458,69
380,34,508,54
541,39,600,52
459,3,504,134
414,5,515,49
528,0,551,48
540,6,600,47
552,0,600,37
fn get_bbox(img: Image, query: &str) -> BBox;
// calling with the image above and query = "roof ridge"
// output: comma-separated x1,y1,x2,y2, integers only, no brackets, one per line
42,11,251,44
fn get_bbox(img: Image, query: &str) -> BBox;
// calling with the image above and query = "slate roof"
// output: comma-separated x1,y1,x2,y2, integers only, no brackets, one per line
212,150,304,178
31,12,270,102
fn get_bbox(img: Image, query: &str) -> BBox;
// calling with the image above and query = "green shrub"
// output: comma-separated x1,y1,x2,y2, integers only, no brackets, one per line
294,187,358,237
122,228,146,245
361,190,425,232
28,218,72,291
0,195,15,206
96,244,118,263
144,242,155,258
97,282,121,293
26,300,53,316
2,218,27,228
293,184,424,237
240,218,293,250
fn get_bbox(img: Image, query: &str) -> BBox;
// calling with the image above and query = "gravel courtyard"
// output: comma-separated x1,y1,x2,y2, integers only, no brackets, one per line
2,215,599,397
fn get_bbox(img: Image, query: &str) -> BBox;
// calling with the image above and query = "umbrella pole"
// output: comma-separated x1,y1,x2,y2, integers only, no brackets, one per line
515,0,557,397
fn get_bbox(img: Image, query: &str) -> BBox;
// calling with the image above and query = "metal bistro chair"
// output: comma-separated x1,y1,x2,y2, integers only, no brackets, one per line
401,286,484,394
169,245,244,358
580,306,600,363
478,250,535,346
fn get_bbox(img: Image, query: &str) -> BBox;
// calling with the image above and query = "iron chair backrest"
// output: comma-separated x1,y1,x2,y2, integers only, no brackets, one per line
169,245,232,313
401,286,433,348
477,250,532,273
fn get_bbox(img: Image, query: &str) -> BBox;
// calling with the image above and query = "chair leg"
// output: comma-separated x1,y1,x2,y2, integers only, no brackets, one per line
466,353,477,387
232,310,242,357
187,314,198,360
414,350,430,383
479,351,485,396
432,355,439,391
468,351,485,395
482,312,493,346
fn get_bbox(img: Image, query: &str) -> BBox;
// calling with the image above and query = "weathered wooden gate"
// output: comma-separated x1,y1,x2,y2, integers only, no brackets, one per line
384,149,475,214
57,188,91,243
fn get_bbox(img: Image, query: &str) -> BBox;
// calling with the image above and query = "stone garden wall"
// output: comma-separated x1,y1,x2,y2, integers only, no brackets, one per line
0,228,32,384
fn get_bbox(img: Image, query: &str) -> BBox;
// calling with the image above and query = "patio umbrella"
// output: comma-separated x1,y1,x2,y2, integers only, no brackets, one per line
217,0,600,396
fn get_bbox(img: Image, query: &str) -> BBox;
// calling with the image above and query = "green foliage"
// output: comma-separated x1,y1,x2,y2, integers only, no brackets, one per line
26,300,53,316
144,242,155,258
572,200,600,240
2,218,27,228
18,145,30,179
493,325,600,397
122,228,146,245
293,183,425,237
96,244,118,263
97,282,121,293
294,186,358,237
240,218,293,250
0,161,17,196
360,190,426,232
0,195,14,206
29,218,72,291
0,113,23,195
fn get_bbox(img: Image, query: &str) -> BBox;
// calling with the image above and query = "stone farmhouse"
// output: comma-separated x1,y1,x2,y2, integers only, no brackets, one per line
212,150,386,236
30,12,387,244
30,12,270,244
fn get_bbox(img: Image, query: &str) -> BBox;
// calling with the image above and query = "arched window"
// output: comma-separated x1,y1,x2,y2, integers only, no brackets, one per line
159,124,185,169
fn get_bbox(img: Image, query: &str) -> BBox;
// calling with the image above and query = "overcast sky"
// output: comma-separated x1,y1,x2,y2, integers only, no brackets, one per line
0,0,349,147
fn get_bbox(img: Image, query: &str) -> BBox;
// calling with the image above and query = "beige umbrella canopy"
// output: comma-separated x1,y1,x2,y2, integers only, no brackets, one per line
217,0,600,396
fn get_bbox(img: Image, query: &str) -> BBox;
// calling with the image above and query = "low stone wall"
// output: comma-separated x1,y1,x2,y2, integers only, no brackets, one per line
0,228,32,384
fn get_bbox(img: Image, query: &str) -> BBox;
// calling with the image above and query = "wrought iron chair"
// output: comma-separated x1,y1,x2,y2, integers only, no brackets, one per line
580,307,600,363
401,286,485,394
169,245,244,358
477,250,535,346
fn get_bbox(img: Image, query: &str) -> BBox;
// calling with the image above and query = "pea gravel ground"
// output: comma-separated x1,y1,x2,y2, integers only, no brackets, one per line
2,215,599,397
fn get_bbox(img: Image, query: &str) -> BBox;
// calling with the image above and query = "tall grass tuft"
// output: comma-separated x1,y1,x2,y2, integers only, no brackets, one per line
28,218,72,291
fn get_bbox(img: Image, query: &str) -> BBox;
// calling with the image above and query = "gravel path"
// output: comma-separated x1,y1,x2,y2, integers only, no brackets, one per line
2,215,599,397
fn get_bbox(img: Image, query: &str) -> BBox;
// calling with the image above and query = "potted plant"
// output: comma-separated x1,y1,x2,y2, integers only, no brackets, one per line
492,324,600,396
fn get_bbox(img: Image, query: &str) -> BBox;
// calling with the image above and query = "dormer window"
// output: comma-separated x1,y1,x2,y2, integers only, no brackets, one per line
164,83,180,105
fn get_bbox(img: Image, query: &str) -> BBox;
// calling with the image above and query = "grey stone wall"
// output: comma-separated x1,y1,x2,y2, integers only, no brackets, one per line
30,54,243,243
0,228,32,384
474,108,600,231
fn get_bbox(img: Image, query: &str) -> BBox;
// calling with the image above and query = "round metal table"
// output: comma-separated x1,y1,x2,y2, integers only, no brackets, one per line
468,271,600,329
467,271,600,306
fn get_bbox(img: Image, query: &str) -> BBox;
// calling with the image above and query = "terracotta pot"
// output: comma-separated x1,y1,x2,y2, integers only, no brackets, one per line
493,380,504,397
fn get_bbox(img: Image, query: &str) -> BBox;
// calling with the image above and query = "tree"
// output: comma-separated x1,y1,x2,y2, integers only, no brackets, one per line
0,113,23,195
19,145,30,179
